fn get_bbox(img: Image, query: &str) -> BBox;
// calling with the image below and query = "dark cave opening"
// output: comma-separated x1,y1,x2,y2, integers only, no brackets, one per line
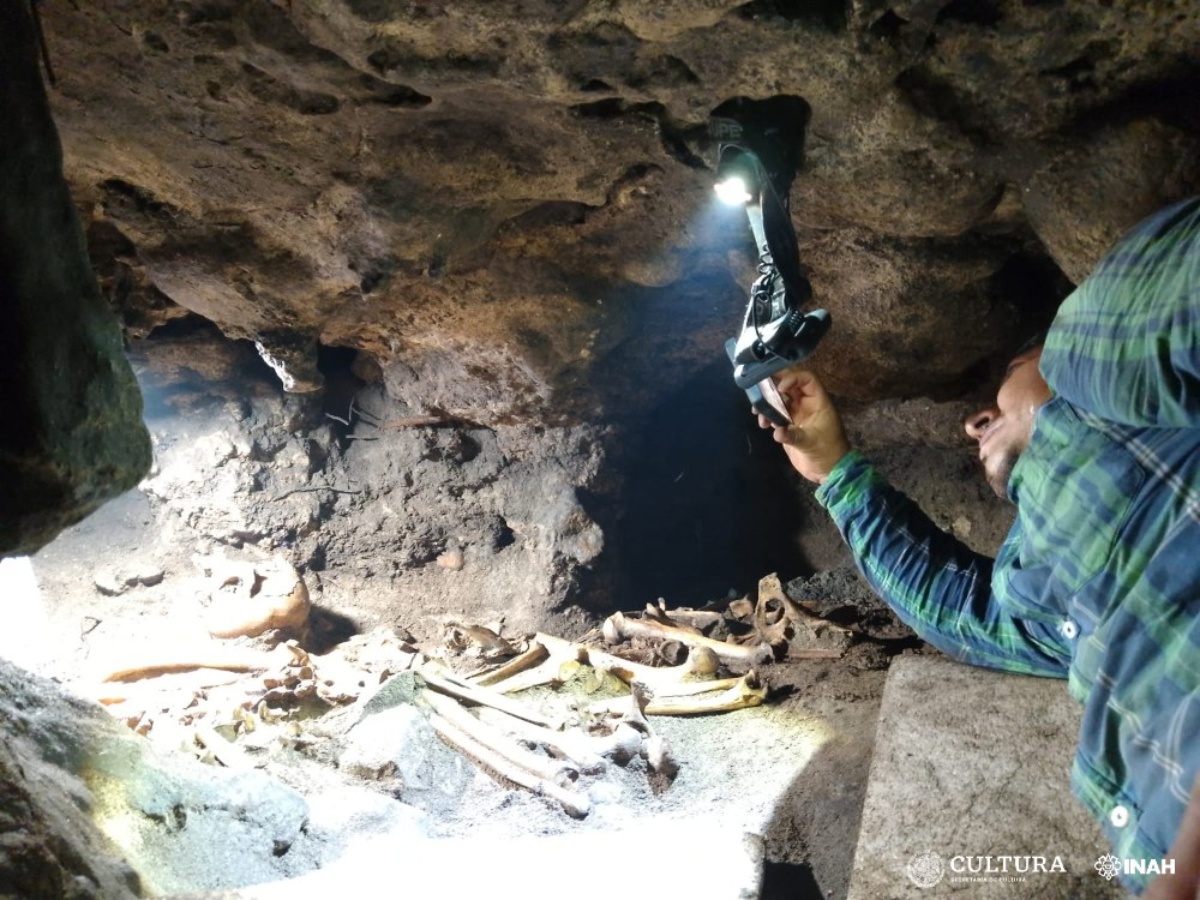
614,359,812,610
128,318,281,421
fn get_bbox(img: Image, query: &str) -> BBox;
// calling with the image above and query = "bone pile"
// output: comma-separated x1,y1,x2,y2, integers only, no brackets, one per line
86,572,849,818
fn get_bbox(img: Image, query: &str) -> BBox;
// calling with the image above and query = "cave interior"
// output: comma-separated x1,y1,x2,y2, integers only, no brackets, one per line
1,0,1198,897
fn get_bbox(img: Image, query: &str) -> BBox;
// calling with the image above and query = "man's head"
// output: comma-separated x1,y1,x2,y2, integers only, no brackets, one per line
964,346,1053,499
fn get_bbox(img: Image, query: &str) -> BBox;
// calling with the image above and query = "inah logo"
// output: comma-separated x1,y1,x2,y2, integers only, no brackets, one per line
1094,854,1175,879
907,851,946,889
1095,855,1122,881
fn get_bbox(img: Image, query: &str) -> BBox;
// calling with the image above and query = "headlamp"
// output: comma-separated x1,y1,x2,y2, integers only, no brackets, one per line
710,107,831,424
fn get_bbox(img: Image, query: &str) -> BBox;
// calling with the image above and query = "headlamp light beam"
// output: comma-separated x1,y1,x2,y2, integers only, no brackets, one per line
714,175,753,207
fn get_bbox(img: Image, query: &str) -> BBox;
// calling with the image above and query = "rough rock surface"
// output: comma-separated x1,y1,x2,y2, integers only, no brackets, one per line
0,655,439,898
0,656,319,899
16,0,1200,624
41,0,1200,412
0,3,151,556
107,327,607,635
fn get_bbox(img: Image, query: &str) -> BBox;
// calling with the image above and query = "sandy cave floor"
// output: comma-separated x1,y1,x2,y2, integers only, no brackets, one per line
14,486,927,899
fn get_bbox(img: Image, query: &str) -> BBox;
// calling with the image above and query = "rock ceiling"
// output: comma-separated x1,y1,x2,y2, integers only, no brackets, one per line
42,0,1200,421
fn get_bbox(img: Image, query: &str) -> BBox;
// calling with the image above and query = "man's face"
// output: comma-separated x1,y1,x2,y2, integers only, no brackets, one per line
964,346,1053,499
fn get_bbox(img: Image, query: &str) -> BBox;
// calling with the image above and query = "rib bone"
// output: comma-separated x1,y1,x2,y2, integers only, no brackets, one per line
468,641,550,687
98,646,275,683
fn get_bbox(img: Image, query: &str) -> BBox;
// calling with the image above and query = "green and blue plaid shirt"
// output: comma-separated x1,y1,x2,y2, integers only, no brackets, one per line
816,197,1200,893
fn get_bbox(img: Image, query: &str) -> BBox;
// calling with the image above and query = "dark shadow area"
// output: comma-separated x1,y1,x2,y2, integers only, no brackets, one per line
761,693,883,899
316,342,366,435
1070,62,1200,132
895,65,997,146
737,0,847,33
760,861,825,899
307,604,361,654
948,247,1074,403
991,251,1073,328
613,360,812,608
143,312,226,341
936,0,1003,26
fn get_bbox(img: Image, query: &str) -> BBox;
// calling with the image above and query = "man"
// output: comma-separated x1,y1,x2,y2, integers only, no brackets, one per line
759,197,1200,896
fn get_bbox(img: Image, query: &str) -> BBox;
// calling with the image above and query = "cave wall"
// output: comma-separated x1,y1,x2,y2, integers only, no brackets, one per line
26,327,613,644
17,0,1200,641
0,2,151,556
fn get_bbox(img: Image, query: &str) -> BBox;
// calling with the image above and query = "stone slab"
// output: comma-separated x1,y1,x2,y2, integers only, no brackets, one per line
847,654,1128,899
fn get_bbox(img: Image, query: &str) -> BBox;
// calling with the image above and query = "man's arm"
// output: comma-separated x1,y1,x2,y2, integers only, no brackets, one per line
764,371,1070,677
819,452,1069,675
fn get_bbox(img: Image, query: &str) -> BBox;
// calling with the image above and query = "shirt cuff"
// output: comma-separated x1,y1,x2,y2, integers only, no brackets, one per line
814,450,880,515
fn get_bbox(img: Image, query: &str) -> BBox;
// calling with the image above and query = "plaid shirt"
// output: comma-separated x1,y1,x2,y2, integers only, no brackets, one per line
816,197,1200,893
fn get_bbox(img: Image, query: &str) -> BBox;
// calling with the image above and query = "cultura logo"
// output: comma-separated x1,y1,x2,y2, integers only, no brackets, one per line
907,851,946,889
1095,854,1122,881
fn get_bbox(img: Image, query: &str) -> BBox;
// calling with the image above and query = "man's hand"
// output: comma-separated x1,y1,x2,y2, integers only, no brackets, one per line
755,369,851,484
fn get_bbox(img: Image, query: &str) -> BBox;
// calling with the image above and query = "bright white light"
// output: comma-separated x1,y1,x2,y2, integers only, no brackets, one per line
0,557,50,672
714,175,752,206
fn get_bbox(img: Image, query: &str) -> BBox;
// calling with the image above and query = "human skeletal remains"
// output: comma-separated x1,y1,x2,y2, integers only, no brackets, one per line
87,571,847,818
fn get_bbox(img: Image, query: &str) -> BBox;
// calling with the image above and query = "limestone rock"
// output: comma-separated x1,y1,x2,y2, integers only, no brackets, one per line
1023,118,1200,283
0,658,306,897
0,3,152,555
32,0,1200,414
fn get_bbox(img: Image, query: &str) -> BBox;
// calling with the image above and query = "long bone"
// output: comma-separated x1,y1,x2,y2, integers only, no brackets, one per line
642,599,724,630
96,640,282,683
425,703,590,819
421,689,577,785
418,666,564,730
602,611,774,666
537,633,723,690
478,633,710,695
468,641,550,687
473,707,610,774
588,671,768,716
